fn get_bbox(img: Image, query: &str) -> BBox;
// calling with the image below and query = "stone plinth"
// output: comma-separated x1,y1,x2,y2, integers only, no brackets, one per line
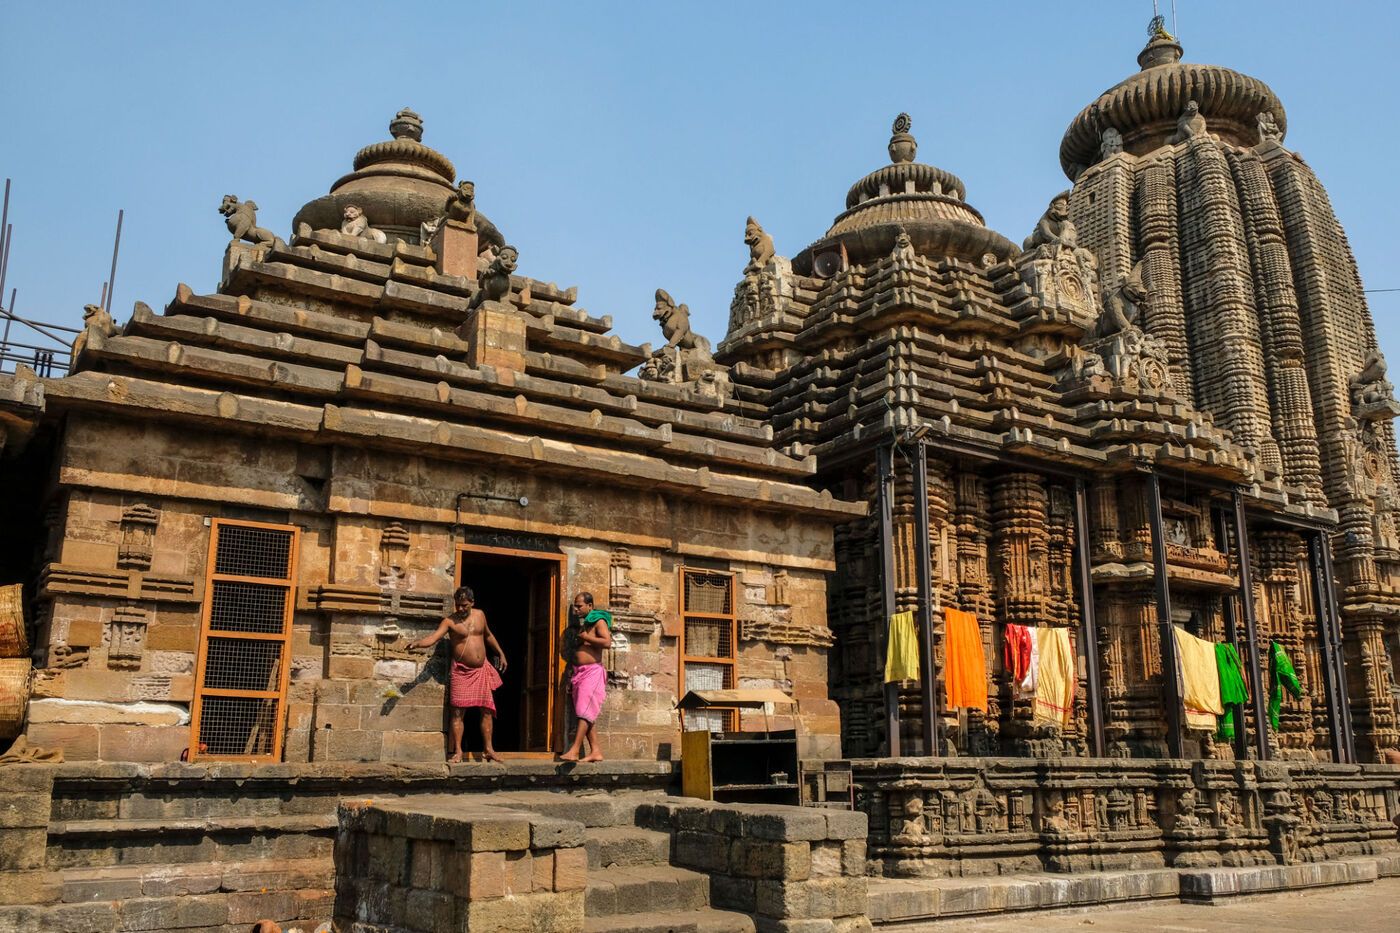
636,797,872,932
333,795,585,932
431,219,478,281
457,299,527,373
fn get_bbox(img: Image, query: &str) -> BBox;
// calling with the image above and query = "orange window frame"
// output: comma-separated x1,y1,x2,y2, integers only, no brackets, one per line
189,518,299,763
677,567,738,731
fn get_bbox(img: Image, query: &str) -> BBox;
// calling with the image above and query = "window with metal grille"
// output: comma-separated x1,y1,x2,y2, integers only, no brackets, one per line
679,568,737,731
190,519,298,762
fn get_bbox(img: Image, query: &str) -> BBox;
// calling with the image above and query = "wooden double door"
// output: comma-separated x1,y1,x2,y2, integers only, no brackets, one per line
455,544,565,755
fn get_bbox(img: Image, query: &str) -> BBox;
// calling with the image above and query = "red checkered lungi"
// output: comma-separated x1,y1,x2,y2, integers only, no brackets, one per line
450,660,502,712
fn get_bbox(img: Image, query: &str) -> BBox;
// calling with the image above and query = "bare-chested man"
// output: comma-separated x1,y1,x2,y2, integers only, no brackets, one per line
559,592,612,763
408,586,508,762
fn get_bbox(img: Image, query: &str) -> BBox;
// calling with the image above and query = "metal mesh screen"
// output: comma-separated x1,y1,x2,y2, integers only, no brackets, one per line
197,695,279,757
203,636,284,692
209,580,289,635
214,524,293,579
683,571,732,614
685,618,733,660
192,521,297,761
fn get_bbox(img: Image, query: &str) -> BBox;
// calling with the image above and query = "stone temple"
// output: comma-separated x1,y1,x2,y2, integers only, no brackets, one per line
0,24,1397,933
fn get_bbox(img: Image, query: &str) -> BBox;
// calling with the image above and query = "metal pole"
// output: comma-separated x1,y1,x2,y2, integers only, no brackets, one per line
0,222,11,317
911,440,939,756
105,209,124,314
1146,472,1184,758
0,180,11,307
99,282,107,312
1073,478,1106,757
877,443,901,757
1,288,14,363
1318,537,1356,763
1308,532,1345,763
1213,506,1249,760
1232,491,1270,761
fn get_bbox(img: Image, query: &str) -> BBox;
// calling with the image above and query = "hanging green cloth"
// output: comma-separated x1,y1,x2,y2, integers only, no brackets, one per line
1215,642,1248,741
1267,640,1303,731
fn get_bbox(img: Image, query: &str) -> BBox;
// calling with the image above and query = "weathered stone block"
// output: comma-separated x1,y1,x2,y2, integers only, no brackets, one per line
674,830,729,871
553,846,587,892
754,877,867,921
743,809,829,842
731,838,812,881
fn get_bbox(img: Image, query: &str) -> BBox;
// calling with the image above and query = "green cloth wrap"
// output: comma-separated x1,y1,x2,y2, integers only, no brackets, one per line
1268,640,1303,731
1215,642,1248,741
582,608,615,631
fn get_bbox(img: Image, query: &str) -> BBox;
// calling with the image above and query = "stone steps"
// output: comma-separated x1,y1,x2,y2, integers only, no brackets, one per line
0,856,334,933
582,906,757,933
492,789,667,828
45,814,336,869
585,825,674,870
867,855,1400,927
586,863,712,916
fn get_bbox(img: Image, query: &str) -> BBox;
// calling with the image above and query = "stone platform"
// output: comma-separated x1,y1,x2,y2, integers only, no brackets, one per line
0,760,675,932
867,854,1400,926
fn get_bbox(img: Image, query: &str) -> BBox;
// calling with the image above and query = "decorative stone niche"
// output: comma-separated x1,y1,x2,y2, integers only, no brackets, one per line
107,606,148,670
378,521,410,587
117,503,160,571
609,546,632,610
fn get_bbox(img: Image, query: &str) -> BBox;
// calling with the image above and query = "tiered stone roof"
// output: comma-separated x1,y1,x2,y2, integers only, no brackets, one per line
49,225,860,523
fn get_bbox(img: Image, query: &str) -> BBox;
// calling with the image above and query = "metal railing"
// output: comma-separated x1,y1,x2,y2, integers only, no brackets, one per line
0,306,77,377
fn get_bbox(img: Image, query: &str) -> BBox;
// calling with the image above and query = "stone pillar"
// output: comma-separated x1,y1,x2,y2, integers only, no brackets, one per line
458,300,528,374
431,219,479,281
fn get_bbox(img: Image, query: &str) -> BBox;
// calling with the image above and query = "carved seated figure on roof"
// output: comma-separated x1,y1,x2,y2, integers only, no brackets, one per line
1078,262,1172,395
219,195,282,249
70,303,118,362
467,245,518,311
1169,100,1208,144
1017,192,1101,324
744,216,775,274
340,205,388,244
1351,349,1396,407
643,289,730,394
1257,110,1283,144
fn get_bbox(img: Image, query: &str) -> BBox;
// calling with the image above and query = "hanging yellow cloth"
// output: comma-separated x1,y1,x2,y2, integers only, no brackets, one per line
943,608,988,711
1033,626,1076,727
1172,626,1223,731
884,610,920,683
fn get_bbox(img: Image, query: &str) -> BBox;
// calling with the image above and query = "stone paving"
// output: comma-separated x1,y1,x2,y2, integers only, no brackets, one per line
932,877,1400,931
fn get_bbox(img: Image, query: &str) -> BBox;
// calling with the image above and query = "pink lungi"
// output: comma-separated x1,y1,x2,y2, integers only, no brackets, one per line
571,662,607,723
450,660,503,712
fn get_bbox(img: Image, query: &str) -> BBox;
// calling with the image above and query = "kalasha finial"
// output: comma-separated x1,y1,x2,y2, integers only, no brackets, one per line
390,108,424,142
888,113,917,164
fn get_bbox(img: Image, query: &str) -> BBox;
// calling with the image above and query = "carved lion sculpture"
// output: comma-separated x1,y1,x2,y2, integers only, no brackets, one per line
445,180,477,226
468,245,518,311
744,216,774,274
652,288,711,357
219,195,280,248
340,205,387,244
1169,100,1207,144
1094,261,1148,339
70,303,118,360
1022,193,1078,252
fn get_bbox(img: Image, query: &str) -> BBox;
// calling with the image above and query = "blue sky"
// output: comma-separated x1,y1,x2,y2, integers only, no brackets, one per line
2,2,1397,361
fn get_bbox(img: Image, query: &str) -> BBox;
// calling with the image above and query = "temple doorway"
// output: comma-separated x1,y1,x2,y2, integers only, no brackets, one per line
454,544,564,756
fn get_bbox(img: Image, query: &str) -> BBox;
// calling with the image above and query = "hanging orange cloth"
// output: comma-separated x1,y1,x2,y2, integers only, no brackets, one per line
943,608,988,712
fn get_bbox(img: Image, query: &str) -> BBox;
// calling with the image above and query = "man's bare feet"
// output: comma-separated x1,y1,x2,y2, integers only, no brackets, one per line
582,752,604,762
482,749,503,763
558,751,580,762
447,752,464,763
